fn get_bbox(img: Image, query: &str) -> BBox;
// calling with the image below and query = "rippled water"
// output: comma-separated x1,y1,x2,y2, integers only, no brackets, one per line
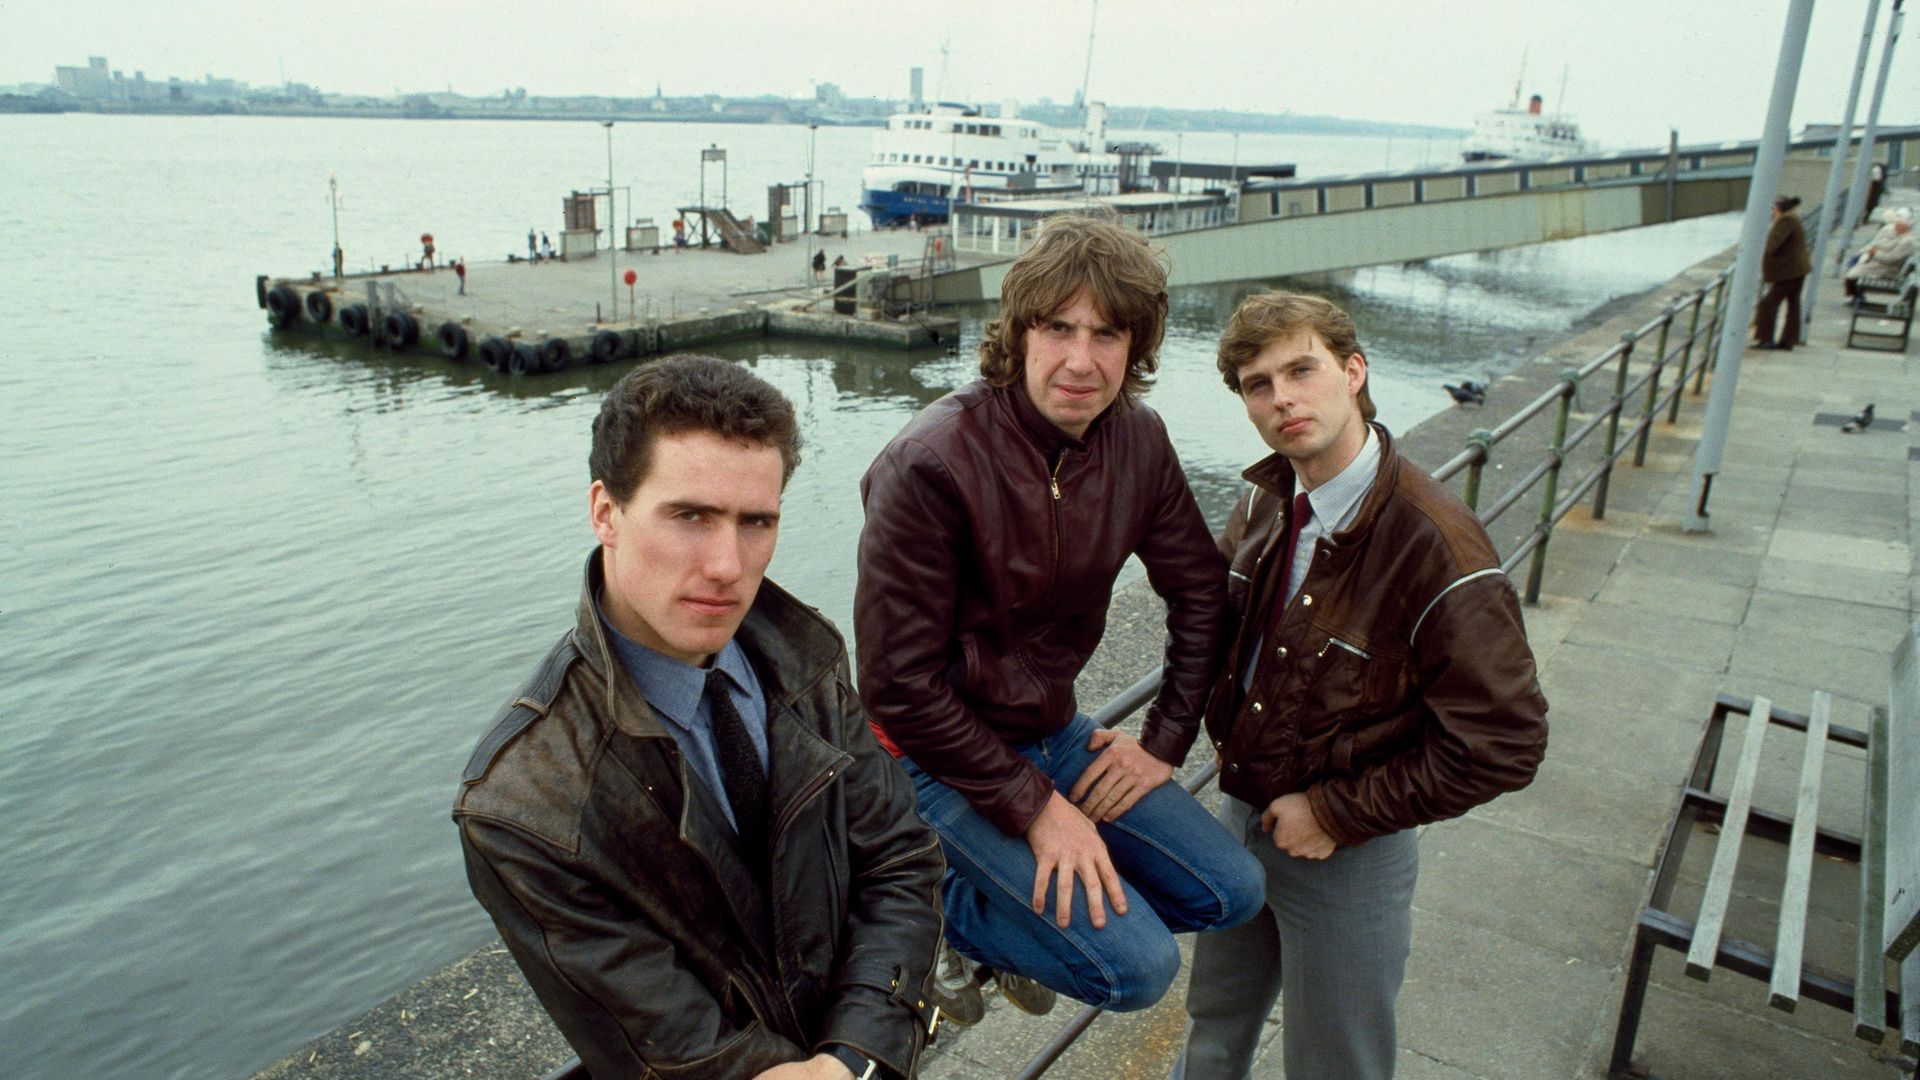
0,114,1738,1079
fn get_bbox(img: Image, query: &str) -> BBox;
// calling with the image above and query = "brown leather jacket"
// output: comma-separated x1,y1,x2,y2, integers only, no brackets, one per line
1205,427,1548,846
855,381,1226,836
455,552,944,1079
1763,211,1811,282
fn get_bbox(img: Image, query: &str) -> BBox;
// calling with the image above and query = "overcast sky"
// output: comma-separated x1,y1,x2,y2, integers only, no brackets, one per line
6,0,1915,148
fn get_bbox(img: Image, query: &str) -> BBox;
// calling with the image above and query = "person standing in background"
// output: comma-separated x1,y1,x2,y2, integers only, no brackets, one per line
1753,196,1809,352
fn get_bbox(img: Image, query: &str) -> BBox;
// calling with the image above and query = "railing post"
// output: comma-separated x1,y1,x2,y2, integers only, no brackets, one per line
1636,306,1675,466
1593,336,1634,520
1462,429,1494,511
1525,370,1578,605
1669,287,1705,423
1694,274,1728,394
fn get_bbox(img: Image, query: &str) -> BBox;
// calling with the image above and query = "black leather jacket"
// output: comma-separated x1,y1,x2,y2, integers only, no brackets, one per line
455,552,945,1078
855,381,1226,836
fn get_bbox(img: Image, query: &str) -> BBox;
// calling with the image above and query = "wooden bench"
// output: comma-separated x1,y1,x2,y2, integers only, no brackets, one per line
1608,624,1920,1077
1849,258,1918,353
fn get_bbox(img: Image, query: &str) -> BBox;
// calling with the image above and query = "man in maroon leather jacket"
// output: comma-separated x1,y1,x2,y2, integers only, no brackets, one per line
854,215,1263,1013
1171,291,1547,1080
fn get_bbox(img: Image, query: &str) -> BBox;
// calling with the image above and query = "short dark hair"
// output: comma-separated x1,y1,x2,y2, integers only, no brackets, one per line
589,355,803,502
1216,290,1377,422
978,212,1169,404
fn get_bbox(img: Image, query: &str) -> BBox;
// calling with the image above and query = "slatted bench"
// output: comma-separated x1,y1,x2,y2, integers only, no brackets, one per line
1608,624,1920,1078
1849,259,1918,353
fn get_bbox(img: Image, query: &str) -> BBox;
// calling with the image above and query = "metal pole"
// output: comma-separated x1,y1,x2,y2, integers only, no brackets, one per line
604,120,617,325
1593,336,1634,520
1685,0,1815,534
329,174,344,281
1665,130,1678,222
1463,430,1493,512
1670,288,1704,424
1636,311,1673,466
1833,0,1905,275
1525,372,1577,604
1803,0,1881,333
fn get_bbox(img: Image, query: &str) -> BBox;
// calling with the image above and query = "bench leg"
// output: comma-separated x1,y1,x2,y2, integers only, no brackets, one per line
1610,926,1661,1078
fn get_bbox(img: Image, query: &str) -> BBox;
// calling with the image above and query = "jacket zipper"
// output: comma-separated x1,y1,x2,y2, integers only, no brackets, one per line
1049,451,1065,500
771,753,850,839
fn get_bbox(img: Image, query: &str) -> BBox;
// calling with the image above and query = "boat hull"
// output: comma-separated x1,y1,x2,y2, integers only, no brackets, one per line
860,187,953,227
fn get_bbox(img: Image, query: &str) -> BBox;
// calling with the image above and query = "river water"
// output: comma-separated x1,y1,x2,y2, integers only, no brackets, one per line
0,114,1739,1079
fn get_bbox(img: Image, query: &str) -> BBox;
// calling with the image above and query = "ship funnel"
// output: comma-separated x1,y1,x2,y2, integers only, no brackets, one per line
1084,101,1108,146
1528,94,1543,116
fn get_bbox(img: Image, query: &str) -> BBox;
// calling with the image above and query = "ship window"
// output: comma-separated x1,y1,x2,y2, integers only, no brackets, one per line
939,156,948,166
970,159,979,168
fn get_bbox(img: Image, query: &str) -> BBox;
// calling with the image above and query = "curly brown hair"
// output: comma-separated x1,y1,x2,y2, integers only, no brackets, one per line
978,212,1169,404
590,354,803,501
1216,290,1377,421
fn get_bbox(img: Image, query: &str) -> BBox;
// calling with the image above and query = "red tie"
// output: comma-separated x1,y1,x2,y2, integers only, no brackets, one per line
1278,491,1312,601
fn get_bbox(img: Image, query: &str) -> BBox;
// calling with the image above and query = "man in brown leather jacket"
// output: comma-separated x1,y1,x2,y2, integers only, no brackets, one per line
854,215,1263,1014
1171,292,1548,1080
456,356,944,1080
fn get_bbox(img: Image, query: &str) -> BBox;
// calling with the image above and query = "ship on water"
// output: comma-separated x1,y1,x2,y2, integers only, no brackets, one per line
858,101,1157,227
1461,56,1593,163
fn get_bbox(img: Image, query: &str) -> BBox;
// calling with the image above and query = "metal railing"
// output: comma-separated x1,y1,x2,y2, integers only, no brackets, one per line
1005,264,1735,1079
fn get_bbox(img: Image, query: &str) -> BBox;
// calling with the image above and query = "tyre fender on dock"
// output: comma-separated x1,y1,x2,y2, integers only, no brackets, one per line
591,329,625,364
339,303,371,337
304,290,333,324
382,311,420,350
265,285,301,328
437,322,469,361
509,342,539,376
539,337,571,373
478,336,511,372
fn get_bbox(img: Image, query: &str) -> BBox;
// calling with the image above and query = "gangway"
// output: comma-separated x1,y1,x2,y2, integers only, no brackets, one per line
676,205,765,254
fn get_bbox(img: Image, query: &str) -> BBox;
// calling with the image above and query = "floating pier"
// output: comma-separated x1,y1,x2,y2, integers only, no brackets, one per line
255,228,967,374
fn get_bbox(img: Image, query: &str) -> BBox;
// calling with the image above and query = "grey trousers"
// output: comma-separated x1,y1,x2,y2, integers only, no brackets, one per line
1170,797,1419,1080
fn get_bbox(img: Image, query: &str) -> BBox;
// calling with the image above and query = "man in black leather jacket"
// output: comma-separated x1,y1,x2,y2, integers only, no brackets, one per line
456,356,945,1079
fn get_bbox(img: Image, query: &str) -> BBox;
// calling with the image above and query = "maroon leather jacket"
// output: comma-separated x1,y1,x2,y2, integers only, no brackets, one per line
1207,427,1548,846
855,381,1227,836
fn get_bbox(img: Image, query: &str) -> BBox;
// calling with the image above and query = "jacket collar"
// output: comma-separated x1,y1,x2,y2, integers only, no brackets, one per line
992,378,1124,454
1241,422,1401,547
573,549,844,739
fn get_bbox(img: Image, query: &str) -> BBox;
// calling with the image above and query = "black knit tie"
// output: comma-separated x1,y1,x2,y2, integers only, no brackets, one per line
705,668,768,863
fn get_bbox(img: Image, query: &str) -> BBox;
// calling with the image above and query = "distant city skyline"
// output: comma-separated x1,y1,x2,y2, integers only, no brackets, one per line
5,0,1917,148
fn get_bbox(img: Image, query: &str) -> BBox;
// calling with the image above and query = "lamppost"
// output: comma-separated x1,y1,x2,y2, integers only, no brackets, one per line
602,120,617,324
328,173,343,280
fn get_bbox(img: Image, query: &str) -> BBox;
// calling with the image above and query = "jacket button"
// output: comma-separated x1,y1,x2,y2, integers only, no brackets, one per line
1228,763,1241,773
1276,646,1288,659
1301,594,1313,606
1251,701,1263,713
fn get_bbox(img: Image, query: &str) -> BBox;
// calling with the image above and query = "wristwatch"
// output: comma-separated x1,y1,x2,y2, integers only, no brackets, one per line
826,1044,882,1080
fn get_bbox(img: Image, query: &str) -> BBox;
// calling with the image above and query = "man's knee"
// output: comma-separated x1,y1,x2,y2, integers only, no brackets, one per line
1083,927,1180,1012
1213,847,1268,931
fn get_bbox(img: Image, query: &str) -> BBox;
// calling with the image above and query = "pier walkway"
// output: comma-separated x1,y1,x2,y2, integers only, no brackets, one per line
255,199,1917,1079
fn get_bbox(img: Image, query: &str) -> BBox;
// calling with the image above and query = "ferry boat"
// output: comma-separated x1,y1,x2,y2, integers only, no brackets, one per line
1461,91,1593,162
859,102,1152,227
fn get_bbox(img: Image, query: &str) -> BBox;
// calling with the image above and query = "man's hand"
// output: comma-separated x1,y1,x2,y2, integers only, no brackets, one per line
1260,793,1337,860
1025,791,1127,928
753,1052,855,1080
1068,729,1175,823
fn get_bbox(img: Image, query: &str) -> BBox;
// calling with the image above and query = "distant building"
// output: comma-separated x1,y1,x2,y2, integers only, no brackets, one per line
54,56,111,98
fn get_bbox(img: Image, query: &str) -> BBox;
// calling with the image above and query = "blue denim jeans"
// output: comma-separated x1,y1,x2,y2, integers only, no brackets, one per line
901,713,1265,1012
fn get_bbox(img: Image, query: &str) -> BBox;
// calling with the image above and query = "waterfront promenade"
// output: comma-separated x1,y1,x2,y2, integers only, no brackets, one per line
256,200,1917,1079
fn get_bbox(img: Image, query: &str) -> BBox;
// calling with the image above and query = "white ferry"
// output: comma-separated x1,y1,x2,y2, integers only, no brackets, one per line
859,102,1150,227
1461,91,1593,162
